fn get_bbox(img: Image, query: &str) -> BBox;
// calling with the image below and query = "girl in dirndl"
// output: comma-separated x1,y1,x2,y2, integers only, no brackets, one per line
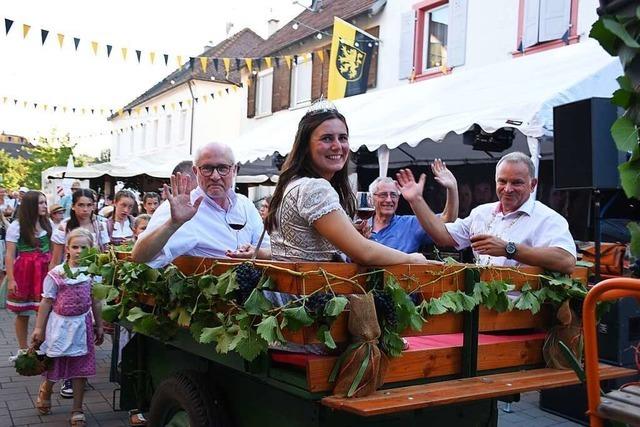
5,191,52,352
31,228,104,426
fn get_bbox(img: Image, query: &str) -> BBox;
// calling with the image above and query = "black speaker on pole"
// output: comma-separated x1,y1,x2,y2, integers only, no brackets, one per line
553,97,624,190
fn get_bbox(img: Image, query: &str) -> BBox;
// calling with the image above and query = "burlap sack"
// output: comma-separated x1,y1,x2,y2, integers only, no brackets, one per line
543,300,584,369
331,294,388,397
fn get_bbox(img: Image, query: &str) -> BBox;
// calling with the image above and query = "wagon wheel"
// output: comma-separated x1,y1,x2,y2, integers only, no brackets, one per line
148,370,231,427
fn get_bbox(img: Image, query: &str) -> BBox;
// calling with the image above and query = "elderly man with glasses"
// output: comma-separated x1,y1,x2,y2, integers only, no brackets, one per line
132,142,269,267
367,159,459,253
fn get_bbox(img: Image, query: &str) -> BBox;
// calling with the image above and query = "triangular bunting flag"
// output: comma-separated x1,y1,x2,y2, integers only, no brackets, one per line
121,47,128,60
178,101,183,108
4,19,13,35
310,52,315,62
176,55,183,67
293,54,299,64
317,50,324,62
136,50,142,63
245,58,253,71
210,92,215,100
63,106,67,113
91,108,94,114
53,106,57,112
100,108,104,115
222,58,230,76
43,104,48,111
126,108,131,116
73,37,80,51
72,107,76,113
149,51,156,64
186,99,191,106
171,103,176,111
225,88,230,94
41,29,49,45
232,86,238,92
33,103,38,109
217,90,223,97
22,24,31,39
189,57,195,69
194,97,199,103
153,105,158,114
81,108,86,115
235,58,241,72
274,57,280,68
145,106,149,113
134,107,141,116
2,97,6,104
199,57,208,73
91,41,99,55
161,104,166,111
163,54,169,66
265,57,272,68
106,44,112,57
285,55,292,69
202,95,208,103
213,58,219,72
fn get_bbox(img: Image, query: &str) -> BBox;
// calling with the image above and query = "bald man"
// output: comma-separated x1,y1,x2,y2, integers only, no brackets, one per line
132,142,269,267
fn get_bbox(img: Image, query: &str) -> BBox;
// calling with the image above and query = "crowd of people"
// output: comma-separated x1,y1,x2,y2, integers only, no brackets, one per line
0,100,578,426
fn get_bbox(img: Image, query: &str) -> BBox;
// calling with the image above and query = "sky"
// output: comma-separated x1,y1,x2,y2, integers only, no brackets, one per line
0,0,305,157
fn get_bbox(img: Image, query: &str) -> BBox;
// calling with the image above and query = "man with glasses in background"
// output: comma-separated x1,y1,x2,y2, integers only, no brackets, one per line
367,159,459,253
132,142,269,267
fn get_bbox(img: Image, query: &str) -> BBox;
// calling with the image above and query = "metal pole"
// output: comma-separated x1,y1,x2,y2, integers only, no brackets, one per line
594,189,601,282
187,80,196,156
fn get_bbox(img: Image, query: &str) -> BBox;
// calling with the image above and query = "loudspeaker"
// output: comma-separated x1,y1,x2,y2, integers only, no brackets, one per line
553,97,624,190
597,297,640,367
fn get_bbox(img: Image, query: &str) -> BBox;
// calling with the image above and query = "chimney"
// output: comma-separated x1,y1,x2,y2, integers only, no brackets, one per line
267,18,280,37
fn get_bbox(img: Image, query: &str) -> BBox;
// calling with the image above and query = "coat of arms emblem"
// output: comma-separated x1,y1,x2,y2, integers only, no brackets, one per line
336,40,366,81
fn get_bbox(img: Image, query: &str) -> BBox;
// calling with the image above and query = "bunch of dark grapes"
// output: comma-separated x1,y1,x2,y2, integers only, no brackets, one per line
409,292,423,306
235,264,263,305
306,292,332,318
373,290,398,328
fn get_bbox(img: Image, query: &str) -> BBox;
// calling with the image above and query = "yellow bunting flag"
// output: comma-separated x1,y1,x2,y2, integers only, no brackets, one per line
186,99,192,106
91,41,99,55
222,58,230,77
121,47,128,61
327,17,376,100
117,109,123,117
317,50,324,63
43,104,47,111
22,24,30,39
134,107,141,116
265,57,272,69
82,108,86,114
176,55,183,67
199,57,208,73
2,97,6,104
171,103,176,111
232,86,238,92
245,58,252,71
284,55,292,69
100,109,104,115
217,90,223,97
149,51,156,64
23,101,27,108
57,33,64,48
63,106,67,113
202,95,208,103
153,105,158,114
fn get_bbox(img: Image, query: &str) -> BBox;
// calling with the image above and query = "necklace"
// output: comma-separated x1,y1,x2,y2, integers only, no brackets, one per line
486,211,525,241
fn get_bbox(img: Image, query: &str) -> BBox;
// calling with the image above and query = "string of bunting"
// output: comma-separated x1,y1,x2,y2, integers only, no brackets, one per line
2,16,333,73
0,85,242,119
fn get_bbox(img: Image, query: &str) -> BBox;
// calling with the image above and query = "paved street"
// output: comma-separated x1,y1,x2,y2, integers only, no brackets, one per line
0,308,583,426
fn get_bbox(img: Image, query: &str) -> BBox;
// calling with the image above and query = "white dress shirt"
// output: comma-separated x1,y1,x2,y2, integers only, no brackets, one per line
141,187,269,268
445,196,576,267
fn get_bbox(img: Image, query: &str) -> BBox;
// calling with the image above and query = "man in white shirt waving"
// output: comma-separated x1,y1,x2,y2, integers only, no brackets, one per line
132,142,269,268
396,152,576,274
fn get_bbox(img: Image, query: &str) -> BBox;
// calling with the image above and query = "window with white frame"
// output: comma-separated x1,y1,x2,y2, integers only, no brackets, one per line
256,68,273,116
521,0,572,49
165,114,172,145
290,54,312,107
153,119,159,147
179,109,187,142
422,4,449,71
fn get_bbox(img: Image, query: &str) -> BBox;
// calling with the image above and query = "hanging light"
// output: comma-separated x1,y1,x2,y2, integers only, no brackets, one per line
316,33,323,40
292,22,299,30
354,41,359,47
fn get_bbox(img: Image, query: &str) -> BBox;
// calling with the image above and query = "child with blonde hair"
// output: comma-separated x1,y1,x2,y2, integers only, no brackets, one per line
31,227,104,426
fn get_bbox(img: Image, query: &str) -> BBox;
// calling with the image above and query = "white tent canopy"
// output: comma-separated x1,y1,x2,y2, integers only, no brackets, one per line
233,40,622,166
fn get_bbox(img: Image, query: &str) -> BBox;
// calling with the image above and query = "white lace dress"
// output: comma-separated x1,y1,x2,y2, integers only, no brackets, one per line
270,177,344,262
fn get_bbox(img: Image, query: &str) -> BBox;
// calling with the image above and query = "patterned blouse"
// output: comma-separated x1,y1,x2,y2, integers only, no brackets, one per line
270,177,344,262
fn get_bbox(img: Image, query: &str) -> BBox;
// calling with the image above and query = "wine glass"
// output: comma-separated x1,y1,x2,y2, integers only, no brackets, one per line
355,192,375,222
225,202,247,249
469,218,489,265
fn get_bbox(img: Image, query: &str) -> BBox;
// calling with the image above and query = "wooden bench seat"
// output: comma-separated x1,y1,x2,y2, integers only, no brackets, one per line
321,364,636,416
598,385,640,426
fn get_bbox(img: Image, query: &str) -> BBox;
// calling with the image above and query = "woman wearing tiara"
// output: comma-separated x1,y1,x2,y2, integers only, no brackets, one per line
264,101,427,265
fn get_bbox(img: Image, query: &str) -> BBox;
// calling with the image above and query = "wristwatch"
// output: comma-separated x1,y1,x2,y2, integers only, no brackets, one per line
505,242,517,259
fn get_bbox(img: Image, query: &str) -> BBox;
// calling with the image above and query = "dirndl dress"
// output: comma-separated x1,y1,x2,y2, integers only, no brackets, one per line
6,234,51,315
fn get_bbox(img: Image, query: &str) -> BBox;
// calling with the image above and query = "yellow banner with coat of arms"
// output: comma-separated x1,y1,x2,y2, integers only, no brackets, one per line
327,17,375,101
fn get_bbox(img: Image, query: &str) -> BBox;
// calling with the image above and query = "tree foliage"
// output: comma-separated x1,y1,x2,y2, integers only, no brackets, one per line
22,136,76,190
0,150,28,190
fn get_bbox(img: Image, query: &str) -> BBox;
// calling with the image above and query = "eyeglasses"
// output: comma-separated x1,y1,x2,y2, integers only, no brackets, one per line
374,192,399,200
197,164,234,177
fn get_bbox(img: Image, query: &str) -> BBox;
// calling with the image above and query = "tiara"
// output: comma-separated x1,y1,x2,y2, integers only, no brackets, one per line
305,97,338,116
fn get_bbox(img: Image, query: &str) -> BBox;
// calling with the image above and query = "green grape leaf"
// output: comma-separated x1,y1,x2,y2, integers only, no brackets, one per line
611,116,639,152
132,315,160,336
243,289,272,315
473,281,491,304
189,321,205,342
317,324,337,350
235,329,267,361
602,16,640,48
63,263,77,279
324,296,348,317
514,291,541,314
439,292,459,312
200,326,225,344
176,307,192,327
92,283,114,300
456,290,477,312
256,315,283,344
427,298,448,315
628,221,640,258
258,275,276,290
126,307,151,322
281,306,314,331
101,303,121,322
589,18,619,55
381,330,405,358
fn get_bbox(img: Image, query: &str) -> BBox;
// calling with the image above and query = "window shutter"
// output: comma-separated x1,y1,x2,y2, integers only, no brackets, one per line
366,26,380,89
538,0,571,42
247,75,256,118
398,12,415,79
447,0,468,68
272,64,290,112
312,53,323,101
522,0,541,49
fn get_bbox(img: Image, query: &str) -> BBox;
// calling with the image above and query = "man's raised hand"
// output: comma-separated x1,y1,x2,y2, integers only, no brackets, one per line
164,172,203,227
431,158,457,190
396,169,426,203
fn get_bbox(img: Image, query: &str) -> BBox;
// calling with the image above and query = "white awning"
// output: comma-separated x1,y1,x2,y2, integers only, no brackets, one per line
232,40,622,165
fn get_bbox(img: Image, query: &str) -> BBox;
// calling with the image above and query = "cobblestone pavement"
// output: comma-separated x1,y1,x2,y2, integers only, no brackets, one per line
0,308,582,426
